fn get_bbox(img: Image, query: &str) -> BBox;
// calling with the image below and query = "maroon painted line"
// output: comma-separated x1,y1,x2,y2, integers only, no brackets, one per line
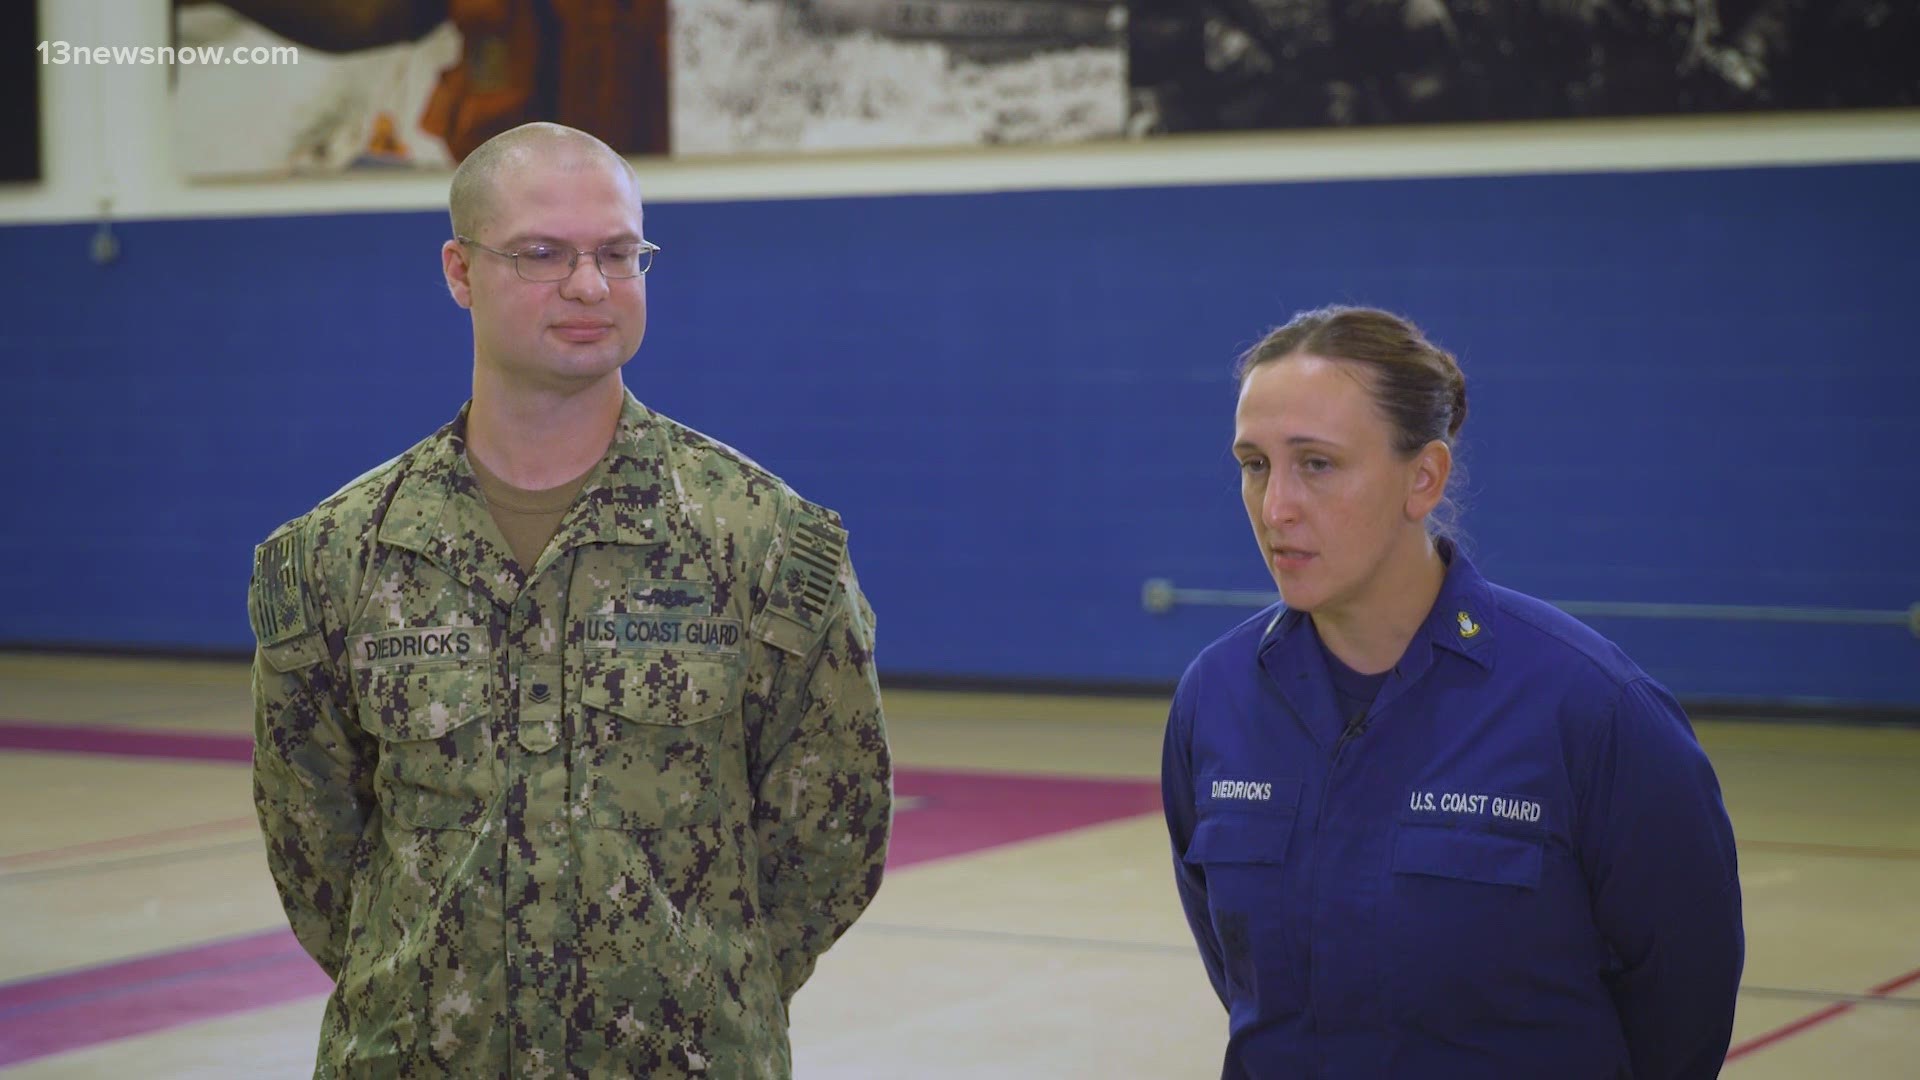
889,768,1160,869
30,717,1920,1067
1869,966,1920,997
0,721,252,764
1723,1001,1852,1062
0,762,1156,1067
1724,963,1920,1062
0,817,257,871
0,719,1161,872
0,929,332,1067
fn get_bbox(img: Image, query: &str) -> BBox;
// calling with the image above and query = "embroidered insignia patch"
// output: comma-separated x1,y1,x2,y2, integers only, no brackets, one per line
248,529,309,645
582,614,744,655
771,500,845,633
629,578,714,614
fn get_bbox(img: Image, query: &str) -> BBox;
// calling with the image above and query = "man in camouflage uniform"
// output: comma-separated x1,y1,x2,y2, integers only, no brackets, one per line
247,122,892,1078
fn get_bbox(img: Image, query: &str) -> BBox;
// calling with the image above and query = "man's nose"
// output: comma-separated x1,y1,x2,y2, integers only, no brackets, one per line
559,253,608,302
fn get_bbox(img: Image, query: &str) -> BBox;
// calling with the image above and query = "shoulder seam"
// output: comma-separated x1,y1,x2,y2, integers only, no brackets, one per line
322,444,415,505
658,413,782,487
1486,592,1636,691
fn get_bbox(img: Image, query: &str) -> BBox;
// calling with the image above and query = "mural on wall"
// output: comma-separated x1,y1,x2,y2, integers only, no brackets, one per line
672,0,1129,154
1127,0,1920,135
171,0,1123,175
173,0,671,177
171,0,1915,178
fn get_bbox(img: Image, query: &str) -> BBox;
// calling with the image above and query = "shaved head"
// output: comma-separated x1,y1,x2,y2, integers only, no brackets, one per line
448,122,641,240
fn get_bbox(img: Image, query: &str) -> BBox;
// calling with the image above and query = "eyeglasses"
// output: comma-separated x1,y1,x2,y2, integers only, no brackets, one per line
456,235,660,281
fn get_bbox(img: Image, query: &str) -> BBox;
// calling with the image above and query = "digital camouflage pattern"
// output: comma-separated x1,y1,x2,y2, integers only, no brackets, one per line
248,391,892,1078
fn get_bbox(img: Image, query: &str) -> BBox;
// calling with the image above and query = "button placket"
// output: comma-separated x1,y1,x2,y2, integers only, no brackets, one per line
518,663,562,753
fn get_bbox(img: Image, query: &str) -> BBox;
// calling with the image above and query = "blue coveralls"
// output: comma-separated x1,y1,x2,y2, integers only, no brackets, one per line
1163,547,1743,1078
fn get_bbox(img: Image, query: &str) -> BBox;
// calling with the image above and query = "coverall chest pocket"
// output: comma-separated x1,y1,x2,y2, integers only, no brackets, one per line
1186,806,1297,866
355,660,497,831
1391,825,1543,889
1185,776,1304,865
1386,824,1551,1023
1184,779,1304,1000
580,653,739,832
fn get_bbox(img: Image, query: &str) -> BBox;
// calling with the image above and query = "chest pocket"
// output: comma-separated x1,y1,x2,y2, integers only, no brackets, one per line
1184,777,1304,866
1384,823,1557,1027
1183,779,1304,1003
1392,825,1543,890
580,653,739,831
355,660,497,831
1185,809,1295,866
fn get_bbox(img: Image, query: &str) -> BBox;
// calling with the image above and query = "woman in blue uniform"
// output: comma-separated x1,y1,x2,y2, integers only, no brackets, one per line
1162,306,1743,1078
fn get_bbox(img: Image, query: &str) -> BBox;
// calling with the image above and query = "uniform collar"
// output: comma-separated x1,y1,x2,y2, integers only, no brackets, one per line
1258,538,1498,672
1424,539,1497,669
1255,539,1497,745
376,391,668,608
546,390,668,556
1259,534,1497,668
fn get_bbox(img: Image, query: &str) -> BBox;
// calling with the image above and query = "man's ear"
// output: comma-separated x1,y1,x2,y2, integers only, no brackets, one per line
443,239,473,309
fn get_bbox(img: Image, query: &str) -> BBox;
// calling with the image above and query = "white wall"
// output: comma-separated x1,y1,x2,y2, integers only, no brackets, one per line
7,0,1920,226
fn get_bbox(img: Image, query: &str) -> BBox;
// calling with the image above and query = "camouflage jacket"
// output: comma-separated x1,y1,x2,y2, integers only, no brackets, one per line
247,391,892,1078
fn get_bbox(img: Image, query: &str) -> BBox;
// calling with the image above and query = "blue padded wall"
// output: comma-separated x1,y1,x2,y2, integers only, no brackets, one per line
2,161,1915,706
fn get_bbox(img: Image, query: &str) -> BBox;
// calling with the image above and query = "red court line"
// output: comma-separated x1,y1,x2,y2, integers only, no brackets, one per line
0,929,332,1067
0,718,1160,869
0,720,252,763
1725,965,1920,1062
0,718,1160,868
0,817,258,871
888,768,1161,868
34,718,1920,1067
0,721,1161,1067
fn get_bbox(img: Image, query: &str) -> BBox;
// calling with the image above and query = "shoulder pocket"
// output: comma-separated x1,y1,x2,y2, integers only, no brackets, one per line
1392,826,1543,889
259,631,326,673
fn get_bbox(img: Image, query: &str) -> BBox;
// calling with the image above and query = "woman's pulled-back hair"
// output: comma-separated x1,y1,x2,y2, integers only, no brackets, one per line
1237,305,1470,538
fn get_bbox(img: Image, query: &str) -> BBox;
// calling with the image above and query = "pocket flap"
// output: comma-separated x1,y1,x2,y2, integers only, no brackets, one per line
259,631,326,673
582,656,735,727
1186,810,1297,866
1393,826,1542,889
357,663,490,742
